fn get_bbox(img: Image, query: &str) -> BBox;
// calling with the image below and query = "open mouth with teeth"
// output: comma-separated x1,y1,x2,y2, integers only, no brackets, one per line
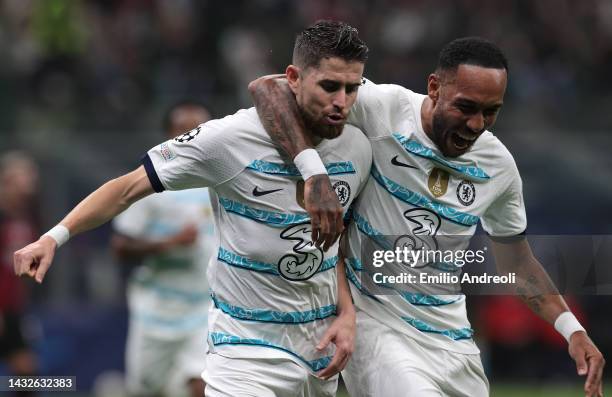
451,132,477,151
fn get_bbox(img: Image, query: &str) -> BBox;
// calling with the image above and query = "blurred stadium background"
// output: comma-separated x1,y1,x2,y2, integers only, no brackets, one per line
0,0,610,396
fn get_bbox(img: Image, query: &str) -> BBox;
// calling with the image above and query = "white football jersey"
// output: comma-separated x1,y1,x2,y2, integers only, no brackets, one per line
113,188,215,340
344,79,527,354
144,107,372,372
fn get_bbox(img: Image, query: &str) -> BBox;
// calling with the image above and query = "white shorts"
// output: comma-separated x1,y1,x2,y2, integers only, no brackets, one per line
125,320,208,396
342,311,489,397
203,352,338,397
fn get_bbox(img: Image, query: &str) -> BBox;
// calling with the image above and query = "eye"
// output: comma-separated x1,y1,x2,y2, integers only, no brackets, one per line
320,81,340,93
346,84,360,94
456,103,477,115
483,108,500,117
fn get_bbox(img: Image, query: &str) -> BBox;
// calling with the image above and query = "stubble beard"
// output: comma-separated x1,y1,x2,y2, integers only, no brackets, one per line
300,107,344,142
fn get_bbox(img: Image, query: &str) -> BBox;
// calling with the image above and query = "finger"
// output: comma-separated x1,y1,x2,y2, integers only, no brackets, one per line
326,228,342,252
311,213,321,246
317,351,344,380
337,353,351,373
317,210,330,248
335,208,344,238
322,229,335,252
575,350,588,376
14,252,33,277
316,327,335,351
34,256,53,284
584,356,604,397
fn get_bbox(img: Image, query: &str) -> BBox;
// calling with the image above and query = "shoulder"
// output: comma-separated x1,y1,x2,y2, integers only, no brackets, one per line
469,131,521,182
181,107,276,159
359,78,425,108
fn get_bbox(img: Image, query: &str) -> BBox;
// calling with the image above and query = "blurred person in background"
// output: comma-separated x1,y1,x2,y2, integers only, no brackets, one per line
249,36,605,396
0,151,41,397
111,101,214,397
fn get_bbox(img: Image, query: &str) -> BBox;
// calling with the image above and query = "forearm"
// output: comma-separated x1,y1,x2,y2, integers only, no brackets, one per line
249,76,314,159
59,166,153,237
336,257,355,317
515,273,569,324
492,239,569,324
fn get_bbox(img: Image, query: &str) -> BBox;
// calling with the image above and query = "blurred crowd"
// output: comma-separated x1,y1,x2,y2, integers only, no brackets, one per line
1,0,612,136
0,0,611,393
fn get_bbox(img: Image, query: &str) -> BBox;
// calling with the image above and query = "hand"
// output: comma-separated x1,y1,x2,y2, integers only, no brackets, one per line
304,174,344,252
166,225,198,248
568,331,605,397
316,310,356,380
13,236,58,284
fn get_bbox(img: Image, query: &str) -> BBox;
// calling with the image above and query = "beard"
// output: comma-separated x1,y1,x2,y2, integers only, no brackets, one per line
431,111,449,152
431,110,473,158
300,107,344,141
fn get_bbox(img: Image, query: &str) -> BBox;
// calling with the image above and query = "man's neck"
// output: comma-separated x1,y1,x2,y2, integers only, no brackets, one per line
421,96,434,140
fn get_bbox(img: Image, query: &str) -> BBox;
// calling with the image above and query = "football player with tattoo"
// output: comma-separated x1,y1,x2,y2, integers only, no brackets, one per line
249,36,605,397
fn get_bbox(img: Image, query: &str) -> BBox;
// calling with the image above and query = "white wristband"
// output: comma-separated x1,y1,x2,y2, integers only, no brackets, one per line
43,225,70,248
294,149,327,181
554,311,585,343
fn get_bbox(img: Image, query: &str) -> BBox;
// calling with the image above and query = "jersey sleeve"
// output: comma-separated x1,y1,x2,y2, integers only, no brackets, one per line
348,79,415,138
142,111,256,192
113,196,152,238
480,161,527,237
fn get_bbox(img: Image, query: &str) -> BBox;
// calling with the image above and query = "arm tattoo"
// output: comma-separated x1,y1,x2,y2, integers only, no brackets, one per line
252,81,313,160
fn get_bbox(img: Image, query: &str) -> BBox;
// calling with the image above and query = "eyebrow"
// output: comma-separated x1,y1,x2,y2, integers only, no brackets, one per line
455,98,503,109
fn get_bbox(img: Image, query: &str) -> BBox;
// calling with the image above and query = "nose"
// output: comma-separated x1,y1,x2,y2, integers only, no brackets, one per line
466,112,485,133
332,90,346,110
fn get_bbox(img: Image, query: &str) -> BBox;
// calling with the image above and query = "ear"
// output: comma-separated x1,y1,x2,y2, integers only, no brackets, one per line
427,73,440,104
286,65,300,95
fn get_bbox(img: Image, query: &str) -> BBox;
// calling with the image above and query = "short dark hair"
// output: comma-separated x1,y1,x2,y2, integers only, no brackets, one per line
437,37,508,73
293,20,368,69
162,99,208,133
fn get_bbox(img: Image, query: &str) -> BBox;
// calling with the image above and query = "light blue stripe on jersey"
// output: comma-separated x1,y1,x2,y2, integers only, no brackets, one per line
352,211,393,250
219,197,309,227
133,279,211,303
247,160,355,176
345,257,459,306
392,132,490,180
401,316,474,340
217,247,337,276
370,166,480,227
210,332,332,372
212,295,337,324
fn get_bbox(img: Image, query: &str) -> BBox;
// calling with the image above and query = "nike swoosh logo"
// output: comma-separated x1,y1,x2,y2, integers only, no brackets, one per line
252,186,283,197
391,155,418,169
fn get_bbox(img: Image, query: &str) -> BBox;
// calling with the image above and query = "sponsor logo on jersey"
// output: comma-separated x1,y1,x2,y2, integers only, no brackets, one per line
391,155,418,169
278,222,323,280
252,186,283,197
332,180,351,206
428,168,449,197
457,180,476,206
160,142,176,161
394,208,441,268
174,126,201,143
